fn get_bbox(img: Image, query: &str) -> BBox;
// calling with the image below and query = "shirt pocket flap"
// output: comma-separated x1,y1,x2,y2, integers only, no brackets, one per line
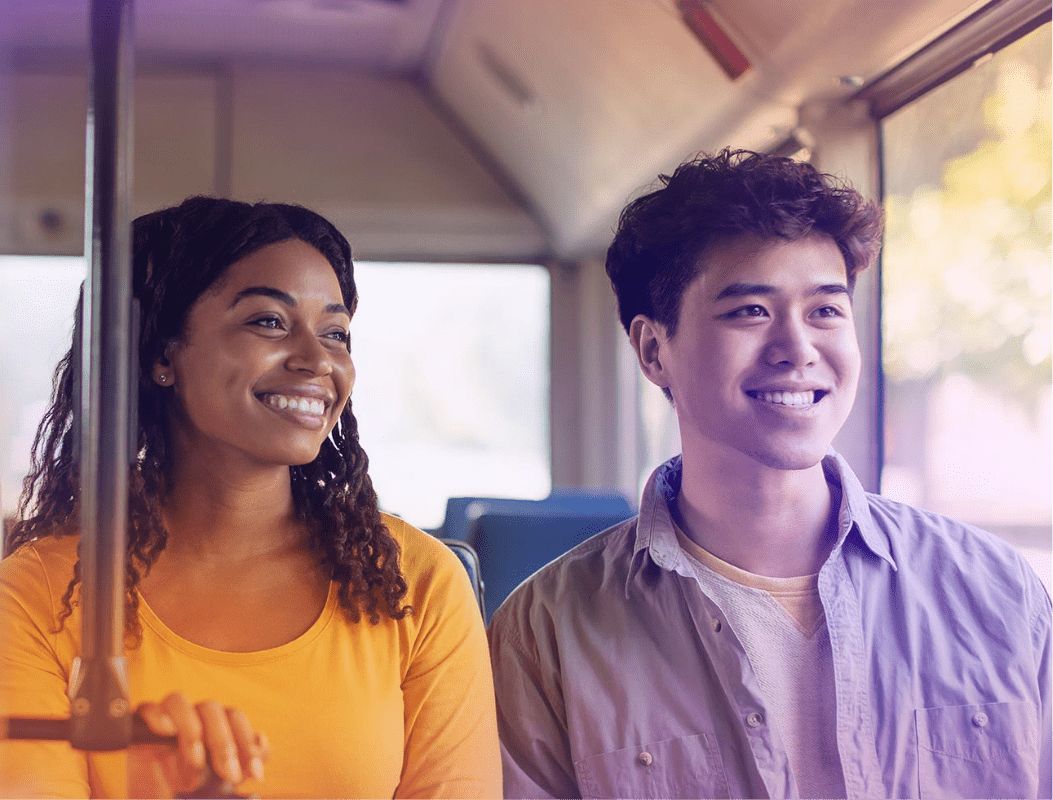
915,701,1039,799
574,732,729,799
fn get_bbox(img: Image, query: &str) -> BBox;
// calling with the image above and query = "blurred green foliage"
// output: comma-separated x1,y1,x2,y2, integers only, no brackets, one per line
882,25,1051,404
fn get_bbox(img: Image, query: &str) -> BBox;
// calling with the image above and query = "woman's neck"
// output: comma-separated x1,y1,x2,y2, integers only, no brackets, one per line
161,445,304,563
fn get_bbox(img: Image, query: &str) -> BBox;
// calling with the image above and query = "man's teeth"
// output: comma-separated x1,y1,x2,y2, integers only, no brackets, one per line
263,394,326,414
754,390,816,406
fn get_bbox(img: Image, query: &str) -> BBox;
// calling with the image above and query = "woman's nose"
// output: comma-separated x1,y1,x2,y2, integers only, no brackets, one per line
285,330,333,375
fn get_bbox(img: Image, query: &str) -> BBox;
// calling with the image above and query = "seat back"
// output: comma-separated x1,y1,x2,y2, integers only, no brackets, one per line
438,490,634,541
468,509,632,622
439,538,486,618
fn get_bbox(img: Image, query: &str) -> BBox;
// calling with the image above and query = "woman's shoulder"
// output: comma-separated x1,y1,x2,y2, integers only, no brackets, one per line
0,534,79,630
379,513,459,573
378,513,473,604
1,534,78,591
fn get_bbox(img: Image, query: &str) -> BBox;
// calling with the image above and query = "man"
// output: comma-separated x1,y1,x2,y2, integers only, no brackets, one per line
488,149,1051,799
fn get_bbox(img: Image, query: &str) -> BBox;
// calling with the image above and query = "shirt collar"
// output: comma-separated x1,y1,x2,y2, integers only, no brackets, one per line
822,451,897,570
627,451,897,594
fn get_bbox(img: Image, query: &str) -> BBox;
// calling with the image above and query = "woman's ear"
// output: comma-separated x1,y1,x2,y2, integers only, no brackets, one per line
152,344,174,386
630,315,670,390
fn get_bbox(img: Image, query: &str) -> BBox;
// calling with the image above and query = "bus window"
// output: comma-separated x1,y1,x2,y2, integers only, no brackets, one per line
0,256,85,531
0,258,550,535
880,24,1051,577
350,262,550,530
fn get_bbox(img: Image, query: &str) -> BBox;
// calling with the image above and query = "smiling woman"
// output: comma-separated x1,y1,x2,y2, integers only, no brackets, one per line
0,197,501,798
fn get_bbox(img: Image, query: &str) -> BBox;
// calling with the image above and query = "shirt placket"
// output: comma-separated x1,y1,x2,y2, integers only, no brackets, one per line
676,571,799,799
819,544,887,799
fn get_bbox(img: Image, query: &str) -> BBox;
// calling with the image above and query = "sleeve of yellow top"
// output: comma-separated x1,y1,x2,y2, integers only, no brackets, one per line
395,538,502,799
0,546,92,799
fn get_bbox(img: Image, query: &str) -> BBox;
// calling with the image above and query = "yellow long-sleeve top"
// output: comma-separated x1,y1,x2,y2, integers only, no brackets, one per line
0,514,501,799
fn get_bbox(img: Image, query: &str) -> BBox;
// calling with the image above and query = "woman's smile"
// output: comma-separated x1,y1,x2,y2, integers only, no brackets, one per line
163,238,354,468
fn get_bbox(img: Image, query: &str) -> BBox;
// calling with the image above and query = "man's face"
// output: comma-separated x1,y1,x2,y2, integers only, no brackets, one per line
633,233,860,471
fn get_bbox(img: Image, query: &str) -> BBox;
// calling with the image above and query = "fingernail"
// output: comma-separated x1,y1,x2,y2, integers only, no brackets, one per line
250,756,264,781
189,741,206,768
226,755,243,783
157,715,176,735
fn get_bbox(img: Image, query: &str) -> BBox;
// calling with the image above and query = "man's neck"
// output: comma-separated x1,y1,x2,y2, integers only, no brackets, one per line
674,448,840,578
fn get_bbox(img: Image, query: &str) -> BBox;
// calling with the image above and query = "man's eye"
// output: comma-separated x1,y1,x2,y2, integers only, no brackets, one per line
814,306,844,318
726,305,767,318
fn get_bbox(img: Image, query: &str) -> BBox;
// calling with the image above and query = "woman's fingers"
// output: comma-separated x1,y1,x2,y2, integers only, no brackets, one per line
227,706,266,782
129,693,268,796
195,700,242,784
136,701,178,738
158,693,206,774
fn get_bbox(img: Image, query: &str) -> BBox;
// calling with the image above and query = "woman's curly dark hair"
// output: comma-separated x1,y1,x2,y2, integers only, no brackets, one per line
6,196,410,638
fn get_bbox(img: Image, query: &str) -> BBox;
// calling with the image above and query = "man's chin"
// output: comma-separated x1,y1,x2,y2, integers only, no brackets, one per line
746,445,829,472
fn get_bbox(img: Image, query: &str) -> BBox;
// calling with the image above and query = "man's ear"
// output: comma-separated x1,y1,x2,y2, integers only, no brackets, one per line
630,315,670,390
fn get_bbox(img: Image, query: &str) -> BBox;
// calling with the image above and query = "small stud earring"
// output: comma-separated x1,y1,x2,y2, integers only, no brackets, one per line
159,374,167,383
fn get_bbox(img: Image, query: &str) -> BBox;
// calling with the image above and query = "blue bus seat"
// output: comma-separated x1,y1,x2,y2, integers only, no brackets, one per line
467,508,632,622
439,537,485,618
437,490,634,541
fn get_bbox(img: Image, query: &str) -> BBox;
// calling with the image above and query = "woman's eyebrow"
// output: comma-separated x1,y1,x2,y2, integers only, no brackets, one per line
229,285,351,318
230,285,296,308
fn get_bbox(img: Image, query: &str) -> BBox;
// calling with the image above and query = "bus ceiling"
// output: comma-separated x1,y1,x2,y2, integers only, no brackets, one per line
0,0,1047,261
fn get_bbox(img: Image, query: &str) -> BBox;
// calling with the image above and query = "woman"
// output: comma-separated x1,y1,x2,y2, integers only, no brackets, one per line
0,197,501,798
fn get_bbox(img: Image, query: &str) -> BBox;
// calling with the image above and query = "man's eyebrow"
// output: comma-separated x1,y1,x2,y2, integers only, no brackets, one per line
230,286,352,318
811,283,851,297
712,282,850,301
713,283,776,301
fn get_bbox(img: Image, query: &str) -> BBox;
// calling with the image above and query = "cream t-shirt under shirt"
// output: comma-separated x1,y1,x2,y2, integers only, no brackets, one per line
674,522,848,799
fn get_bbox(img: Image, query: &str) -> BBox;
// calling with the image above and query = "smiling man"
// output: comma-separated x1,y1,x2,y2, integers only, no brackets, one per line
488,149,1051,799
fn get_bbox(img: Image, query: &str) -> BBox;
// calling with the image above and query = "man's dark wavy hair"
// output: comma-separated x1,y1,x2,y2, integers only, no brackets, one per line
606,148,885,339
7,196,410,638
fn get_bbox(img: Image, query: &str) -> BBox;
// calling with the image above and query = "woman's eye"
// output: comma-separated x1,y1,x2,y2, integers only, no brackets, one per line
323,329,350,344
249,315,283,329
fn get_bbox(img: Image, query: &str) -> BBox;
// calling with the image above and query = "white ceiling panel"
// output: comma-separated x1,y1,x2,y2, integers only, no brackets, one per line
429,0,993,256
0,0,447,72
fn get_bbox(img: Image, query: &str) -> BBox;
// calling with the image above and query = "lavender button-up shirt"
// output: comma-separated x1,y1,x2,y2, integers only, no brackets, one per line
488,453,1051,799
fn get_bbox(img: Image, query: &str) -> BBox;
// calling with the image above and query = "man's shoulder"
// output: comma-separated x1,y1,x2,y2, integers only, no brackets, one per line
490,515,639,627
864,490,1018,556
859,491,1047,602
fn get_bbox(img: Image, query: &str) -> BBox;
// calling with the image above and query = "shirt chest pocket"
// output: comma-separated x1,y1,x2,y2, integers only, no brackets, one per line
915,700,1039,799
574,732,730,799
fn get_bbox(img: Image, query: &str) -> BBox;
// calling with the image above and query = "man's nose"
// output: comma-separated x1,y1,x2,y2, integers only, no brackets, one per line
763,316,819,368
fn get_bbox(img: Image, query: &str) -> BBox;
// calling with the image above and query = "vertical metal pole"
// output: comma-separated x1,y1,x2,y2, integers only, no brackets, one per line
68,0,134,755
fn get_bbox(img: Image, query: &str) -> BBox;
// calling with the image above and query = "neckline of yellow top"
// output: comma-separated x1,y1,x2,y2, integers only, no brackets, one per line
134,581,339,664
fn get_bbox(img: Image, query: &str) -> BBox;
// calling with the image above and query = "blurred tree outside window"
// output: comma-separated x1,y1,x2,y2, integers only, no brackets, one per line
881,23,1051,575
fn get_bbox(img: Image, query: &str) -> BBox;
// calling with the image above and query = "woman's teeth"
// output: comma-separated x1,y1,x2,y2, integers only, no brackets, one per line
263,394,325,414
753,390,816,406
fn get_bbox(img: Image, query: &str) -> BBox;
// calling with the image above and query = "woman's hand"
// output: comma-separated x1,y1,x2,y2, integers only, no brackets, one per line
128,692,269,799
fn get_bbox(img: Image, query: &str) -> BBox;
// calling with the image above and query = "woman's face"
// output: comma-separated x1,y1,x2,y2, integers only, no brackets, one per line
157,238,355,470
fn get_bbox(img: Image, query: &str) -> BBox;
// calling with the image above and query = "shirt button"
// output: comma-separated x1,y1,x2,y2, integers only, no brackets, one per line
972,712,989,728
638,751,653,767
712,618,722,632
746,711,764,728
